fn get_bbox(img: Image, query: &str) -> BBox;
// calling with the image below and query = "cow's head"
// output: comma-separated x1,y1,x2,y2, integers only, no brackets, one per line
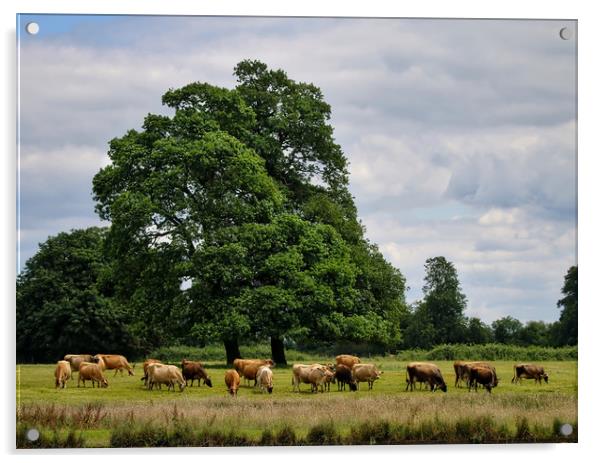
543,373,549,383
267,386,273,394
439,382,448,393
266,359,275,367
229,387,238,396
349,381,358,392
101,378,109,388
205,377,213,388
178,381,186,392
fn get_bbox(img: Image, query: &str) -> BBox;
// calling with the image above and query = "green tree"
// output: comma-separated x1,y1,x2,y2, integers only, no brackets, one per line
16,228,133,362
403,302,437,349
517,320,552,346
492,316,523,344
555,265,577,345
465,317,494,344
93,61,407,362
421,256,467,344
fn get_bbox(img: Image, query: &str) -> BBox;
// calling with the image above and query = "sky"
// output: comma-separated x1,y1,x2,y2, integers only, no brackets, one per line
17,14,577,324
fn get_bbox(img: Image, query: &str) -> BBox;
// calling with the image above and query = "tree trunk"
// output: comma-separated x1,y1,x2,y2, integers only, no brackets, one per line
270,336,287,366
224,339,241,365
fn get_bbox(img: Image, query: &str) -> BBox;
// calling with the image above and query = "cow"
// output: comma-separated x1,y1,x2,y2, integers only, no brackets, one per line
64,354,93,378
241,361,274,387
335,354,361,369
77,362,108,388
468,366,499,393
351,363,382,390
93,354,135,376
181,360,213,387
225,369,241,396
454,361,496,388
512,364,549,385
140,359,162,387
334,364,358,391
54,360,71,388
405,362,447,392
256,365,274,394
233,359,274,385
147,364,186,392
291,363,329,392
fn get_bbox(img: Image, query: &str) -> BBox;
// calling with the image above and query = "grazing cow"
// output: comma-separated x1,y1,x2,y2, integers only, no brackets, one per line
181,360,213,387
78,362,108,388
256,365,274,393
291,363,331,392
454,361,495,388
335,354,361,369
310,368,335,393
54,360,71,388
233,359,274,385
147,364,186,392
334,364,358,391
93,354,135,376
512,364,549,384
351,363,382,390
468,366,499,393
225,369,241,396
140,359,162,387
405,362,447,392
64,354,93,378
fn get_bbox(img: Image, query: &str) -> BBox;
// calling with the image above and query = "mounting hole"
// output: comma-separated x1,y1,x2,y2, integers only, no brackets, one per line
559,423,573,436
559,27,572,40
26,428,40,441
26,22,40,35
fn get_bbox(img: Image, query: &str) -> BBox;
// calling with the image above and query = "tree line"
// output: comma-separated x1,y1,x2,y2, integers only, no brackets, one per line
16,60,577,363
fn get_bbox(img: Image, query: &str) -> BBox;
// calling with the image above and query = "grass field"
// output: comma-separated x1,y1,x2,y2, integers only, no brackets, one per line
16,359,578,447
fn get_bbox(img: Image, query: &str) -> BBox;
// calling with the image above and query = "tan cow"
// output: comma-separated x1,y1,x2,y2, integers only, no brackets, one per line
181,360,213,387
291,363,329,392
54,360,71,388
335,354,361,369
64,354,93,378
405,362,447,392
225,369,241,396
512,364,549,384
351,363,382,390
233,358,274,382
241,361,274,387
147,364,186,392
93,354,134,376
78,362,108,388
140,359,162,387
256,365,274,394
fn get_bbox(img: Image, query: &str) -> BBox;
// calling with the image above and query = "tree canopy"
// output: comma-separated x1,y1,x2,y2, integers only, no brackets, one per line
16,228,133,362
91,60,407,363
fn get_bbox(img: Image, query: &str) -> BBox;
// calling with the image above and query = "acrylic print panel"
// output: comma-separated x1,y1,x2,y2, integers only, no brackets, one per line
16,14,577,448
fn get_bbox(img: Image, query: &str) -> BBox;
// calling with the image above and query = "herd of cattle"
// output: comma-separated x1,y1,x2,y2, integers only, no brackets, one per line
53,353,550,395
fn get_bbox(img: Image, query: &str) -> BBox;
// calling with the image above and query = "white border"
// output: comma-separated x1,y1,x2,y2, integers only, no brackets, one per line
2,0,600,461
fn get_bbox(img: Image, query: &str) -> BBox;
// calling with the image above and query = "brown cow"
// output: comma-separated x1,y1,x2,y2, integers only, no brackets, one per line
334,364,358,391
54,360,71,388
455,361,495,388
233,359,274,384
405,362,447,392
352,363,382,390
468,366,499,393
181,360,213,387
64,354,93,378
512,364,548,384
335,354,361,369
225,369,241,396
78,362,108,388
93,354,134,376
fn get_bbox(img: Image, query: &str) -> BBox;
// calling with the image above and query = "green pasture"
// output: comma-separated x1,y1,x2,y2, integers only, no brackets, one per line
16,359,578,447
